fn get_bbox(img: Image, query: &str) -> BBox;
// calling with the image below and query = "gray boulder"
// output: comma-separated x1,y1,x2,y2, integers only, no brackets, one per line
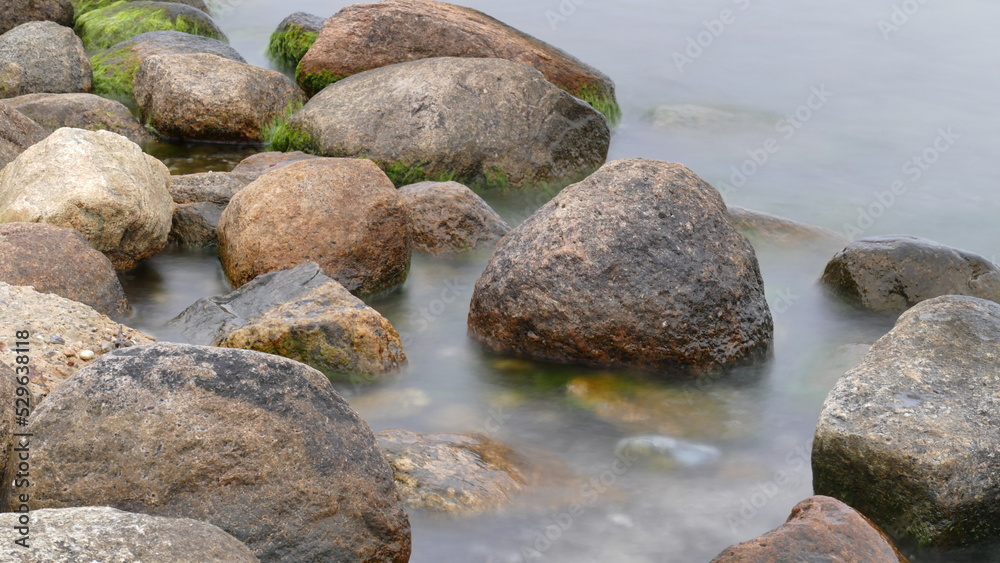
0,21,90,98
4,93,154,145
168,171,254,246
0,0,73,35
0,101,47,169
398,181,510,254
728,206,848,249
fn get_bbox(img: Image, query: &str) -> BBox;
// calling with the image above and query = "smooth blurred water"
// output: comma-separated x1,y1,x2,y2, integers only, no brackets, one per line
123,1,1000,561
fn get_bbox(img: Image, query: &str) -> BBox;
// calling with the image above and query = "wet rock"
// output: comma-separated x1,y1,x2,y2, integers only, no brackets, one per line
377,429,526,515
90,30,245,99
813,295,1000,547
4,93,154,145
728,206,848,249
171,262,406,380
0,222,129,317
0,22,91,98
229,150,319,179
75,1,226,51
266,11,323,70
0,128,173,270
399,181,510,254
8,342,411,561
286,57,609,189
134,53,304,143
0,507,259,562
0,0,73,35
820,235,1000,314
468,158,773,373
0,101,47,169
168,171,253,246
297,0,619,122
614,435,721,468
73,0,210,18
711,496,907,562
218,158,411,295
0,282,154,401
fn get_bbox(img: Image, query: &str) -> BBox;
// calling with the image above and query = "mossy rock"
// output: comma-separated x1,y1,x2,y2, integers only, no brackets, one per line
265,12,323,71
72,0,209,19
75,1,226,51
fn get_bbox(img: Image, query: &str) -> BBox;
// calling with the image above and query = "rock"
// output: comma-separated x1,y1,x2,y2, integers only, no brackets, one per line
710,496,907,562
728,206,848,249
266,12,323,70
4,93,155,145
8,342,411,561
0,0,73,35
0,222,129,317
377,429,526,515
73,0,210,18
0,21,91,98
0,128,173,270
0,283,154,401
171,262,406,380
0,101,47,169
468,158,773,372
75,1,226,51
0,363,15,482
614,435,721,469
821,235,1000,314
218,158,411,295
285,57,610,189
229,150,319,178
90,30,245,99
0,507,258,562
168,171,253,246
134,53,304,143
398,181,510,254
297,0,619,122
812,295,1000,547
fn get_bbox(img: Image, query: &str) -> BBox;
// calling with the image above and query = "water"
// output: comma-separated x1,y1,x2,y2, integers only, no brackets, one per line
122,1,1000,561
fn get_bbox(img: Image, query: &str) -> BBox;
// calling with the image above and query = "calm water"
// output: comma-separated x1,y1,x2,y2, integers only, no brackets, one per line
124,1,1000,561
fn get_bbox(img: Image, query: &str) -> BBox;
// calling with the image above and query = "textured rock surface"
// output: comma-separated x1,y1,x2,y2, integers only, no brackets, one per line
813,295,1000,547
73,0,210,17
711,496,906,562
0,101,47,169
0,0,73,35
0,507,259,562
171,262,406,379
728,206,848,249
0,363,14,482
218,158,411,295
0,21,90,98
0,283,154,401
468,158,773,373
399,181,510,254
821,235,1000,314
75,1,226,51
0,128,173,270
5,342,411,562
168,171,253,246
0,222,129,316
287,57,609,189
134,53,304,143
229,150,318,178
5,93,155,145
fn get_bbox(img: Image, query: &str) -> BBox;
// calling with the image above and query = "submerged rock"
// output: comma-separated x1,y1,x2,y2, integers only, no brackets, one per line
399,181,510,254
813,295,1000,547
728,206,848,249
0,0,73,35
168,171,253,246
0,21,90,98
266,11,323,70
75,1,226,51
614,435,721,468
5,93,155,145
0,101,47,169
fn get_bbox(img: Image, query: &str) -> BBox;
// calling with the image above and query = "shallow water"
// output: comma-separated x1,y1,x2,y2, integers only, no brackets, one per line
123,1,1000,561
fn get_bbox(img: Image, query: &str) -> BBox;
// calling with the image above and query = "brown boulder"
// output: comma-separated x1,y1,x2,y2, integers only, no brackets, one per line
0,0,73,35
229,150,319,179
398,181,510,254
5,93,155,145
0,101,46,169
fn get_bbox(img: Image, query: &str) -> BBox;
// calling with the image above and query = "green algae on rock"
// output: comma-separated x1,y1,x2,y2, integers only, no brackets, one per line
75,1,226,51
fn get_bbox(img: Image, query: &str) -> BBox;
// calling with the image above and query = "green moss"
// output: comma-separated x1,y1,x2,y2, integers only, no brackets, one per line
471,166,509,191
90,45,140,98
295,66,344,97
262,101,319,153
265,25,318,72
75,1,224,51
573,84,622,127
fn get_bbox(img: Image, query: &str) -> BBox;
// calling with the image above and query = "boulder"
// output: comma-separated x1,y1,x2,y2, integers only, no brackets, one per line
0,363,15,483
284,57,609,189
75,1,226,51
728,206,848,249
398,181,510,254
229,150,318,178
171,262,406,380
134,53,304,143
821,235,1000,314
0,21,90,98
0,507,258,562
0,282,154,401
710,496,906,562
90,30,244,99
296,0,619,122
0,128,173,270
7,342,411,561
218,158,411,295
0,222,129,317
73,0,210,18
0,0,73,35
813,295,1000,547
4,93,154,145
468,158,773,372
266,12,323,70
168,171,253,246
0,102,47,169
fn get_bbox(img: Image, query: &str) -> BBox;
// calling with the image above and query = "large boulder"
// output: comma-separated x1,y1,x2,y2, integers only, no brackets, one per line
710,496,906,562
266,12,323,70
6,342,411,561
0,222,129,317
0,282,154,401
0,0,73,35
134,53,304,143
73,0,210,18
468,158,773,372
5,93,154,145
0,21,90,98
168,171,253,246
821,235,1000,314
90,30,244,99
296,0,619,122
75,1,226,51
0,128,172,270
171,262,406,380
813,295,1000,547
218,158,411,295
398,181,510,254
284,57,610,189
0,102,47,169
0,507,258,562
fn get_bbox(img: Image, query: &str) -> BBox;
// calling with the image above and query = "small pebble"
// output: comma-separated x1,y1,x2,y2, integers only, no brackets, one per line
63,349,76,357
78,350,95,360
